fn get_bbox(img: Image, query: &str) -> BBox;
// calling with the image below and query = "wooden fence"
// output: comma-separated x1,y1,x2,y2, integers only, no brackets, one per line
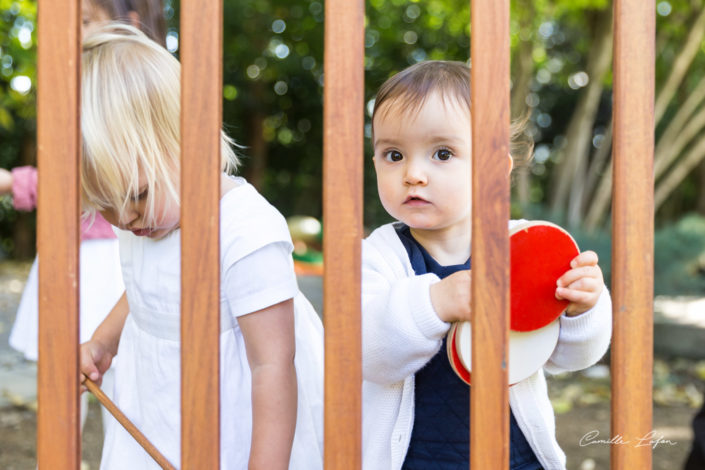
35,0,654,468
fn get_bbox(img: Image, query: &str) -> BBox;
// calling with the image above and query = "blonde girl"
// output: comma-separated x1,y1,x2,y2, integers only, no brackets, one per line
79,24,323,469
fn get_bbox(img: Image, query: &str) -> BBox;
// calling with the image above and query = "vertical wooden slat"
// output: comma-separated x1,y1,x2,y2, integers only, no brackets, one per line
611,1,654,468
470,0,511,468
36,0,81,468
180,1,222,468
323,0,364,468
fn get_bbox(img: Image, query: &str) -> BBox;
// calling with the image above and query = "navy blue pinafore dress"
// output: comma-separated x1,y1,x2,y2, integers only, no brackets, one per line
396,225,543,470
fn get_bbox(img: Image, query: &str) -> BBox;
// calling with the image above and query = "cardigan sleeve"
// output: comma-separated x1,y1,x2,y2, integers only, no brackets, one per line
543,286,612,374
361,238,450,385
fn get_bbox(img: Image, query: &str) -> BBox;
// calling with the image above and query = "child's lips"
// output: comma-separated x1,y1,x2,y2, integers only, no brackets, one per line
404,195,430,206
131,228,153,237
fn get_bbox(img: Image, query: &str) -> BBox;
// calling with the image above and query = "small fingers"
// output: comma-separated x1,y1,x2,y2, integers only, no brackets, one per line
79,350,102,383
557,265,603,288
78,373,98,394
570,250,598,268
556,286,594,303
564,276,601,293
556,285,603,315
80,360,101,382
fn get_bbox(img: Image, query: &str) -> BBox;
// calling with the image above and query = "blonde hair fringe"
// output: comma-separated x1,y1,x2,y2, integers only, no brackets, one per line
80,23,239,225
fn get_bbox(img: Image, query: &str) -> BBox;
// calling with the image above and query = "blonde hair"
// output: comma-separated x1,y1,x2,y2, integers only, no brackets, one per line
372,60,533,165
81,23,239,224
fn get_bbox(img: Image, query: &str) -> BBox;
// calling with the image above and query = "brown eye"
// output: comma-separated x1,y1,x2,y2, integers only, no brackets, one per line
433,149,452,161
384,150,403,162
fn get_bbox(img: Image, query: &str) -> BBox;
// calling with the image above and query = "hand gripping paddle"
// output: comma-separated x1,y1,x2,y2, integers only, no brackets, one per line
447,221,580,385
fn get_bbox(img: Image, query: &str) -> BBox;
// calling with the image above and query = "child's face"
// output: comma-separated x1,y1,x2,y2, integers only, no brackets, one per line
99,168,180,240
373,92,472,238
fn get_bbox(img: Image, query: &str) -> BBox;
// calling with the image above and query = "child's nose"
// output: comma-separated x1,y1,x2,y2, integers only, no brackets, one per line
404,161,427,185
119,206,139,227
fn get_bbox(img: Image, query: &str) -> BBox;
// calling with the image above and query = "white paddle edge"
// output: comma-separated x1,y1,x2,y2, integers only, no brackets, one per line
509,219,579,251
455,319,560,385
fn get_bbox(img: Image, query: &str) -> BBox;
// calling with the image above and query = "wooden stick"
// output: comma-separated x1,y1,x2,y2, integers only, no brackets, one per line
83,377,176,470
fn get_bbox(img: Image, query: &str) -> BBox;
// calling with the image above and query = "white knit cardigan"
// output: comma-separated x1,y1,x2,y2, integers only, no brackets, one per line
361,222,612,470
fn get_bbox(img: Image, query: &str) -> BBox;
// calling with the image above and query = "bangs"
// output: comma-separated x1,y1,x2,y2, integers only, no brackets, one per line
81,143,139,215
80,24,181,224
80,23,241,224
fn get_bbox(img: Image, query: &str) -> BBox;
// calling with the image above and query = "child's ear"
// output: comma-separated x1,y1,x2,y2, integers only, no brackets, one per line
507,153,514,174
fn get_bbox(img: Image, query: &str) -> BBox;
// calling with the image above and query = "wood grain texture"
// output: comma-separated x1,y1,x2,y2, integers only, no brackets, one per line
180,1,222,468
322,0,364,468
36,1,82,468
611,1,655,468
84,378,176,470
470,0,511,468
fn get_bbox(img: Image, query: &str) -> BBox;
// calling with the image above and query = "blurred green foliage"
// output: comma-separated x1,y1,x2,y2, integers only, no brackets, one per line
0,0,703,295
653,214,705,295
0,0,36,258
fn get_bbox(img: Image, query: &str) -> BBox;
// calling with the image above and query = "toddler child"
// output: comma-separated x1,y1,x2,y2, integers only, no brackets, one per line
78,24,323,469
362,60,612,470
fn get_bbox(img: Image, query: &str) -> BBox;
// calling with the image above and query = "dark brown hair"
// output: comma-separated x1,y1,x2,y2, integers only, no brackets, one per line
92,0,166,46
372,60,533,165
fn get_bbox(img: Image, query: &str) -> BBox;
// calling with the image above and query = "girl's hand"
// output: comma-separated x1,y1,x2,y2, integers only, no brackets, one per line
0,168,13,195
79,339,114,393
555,250,604,316
430,270,471,323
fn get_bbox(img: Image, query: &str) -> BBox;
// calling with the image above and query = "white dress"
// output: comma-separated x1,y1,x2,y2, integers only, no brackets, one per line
100,178,324,470
8,239,124,361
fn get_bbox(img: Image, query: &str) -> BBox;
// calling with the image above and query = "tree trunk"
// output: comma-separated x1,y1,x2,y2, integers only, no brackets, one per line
653,5,705,123
655,133,705,211
585,2,705,230
548,8,612,228
584,162,612,232
654,75,705,179
243,81,268,190
654,75,705,160
510,0,535,210
655,105,705,179
697,159,705,216
510,0,534,120
581,119,612,215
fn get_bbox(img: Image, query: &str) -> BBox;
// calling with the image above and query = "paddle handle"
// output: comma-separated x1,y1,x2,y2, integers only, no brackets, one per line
83,377,176,470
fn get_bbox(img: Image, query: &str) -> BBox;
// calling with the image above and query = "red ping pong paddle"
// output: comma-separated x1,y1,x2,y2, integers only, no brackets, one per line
509,220,580,332
447,220,580,385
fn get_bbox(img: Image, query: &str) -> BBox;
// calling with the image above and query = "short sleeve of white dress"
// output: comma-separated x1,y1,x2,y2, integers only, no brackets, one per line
224,241,298,317
219,177,299,321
